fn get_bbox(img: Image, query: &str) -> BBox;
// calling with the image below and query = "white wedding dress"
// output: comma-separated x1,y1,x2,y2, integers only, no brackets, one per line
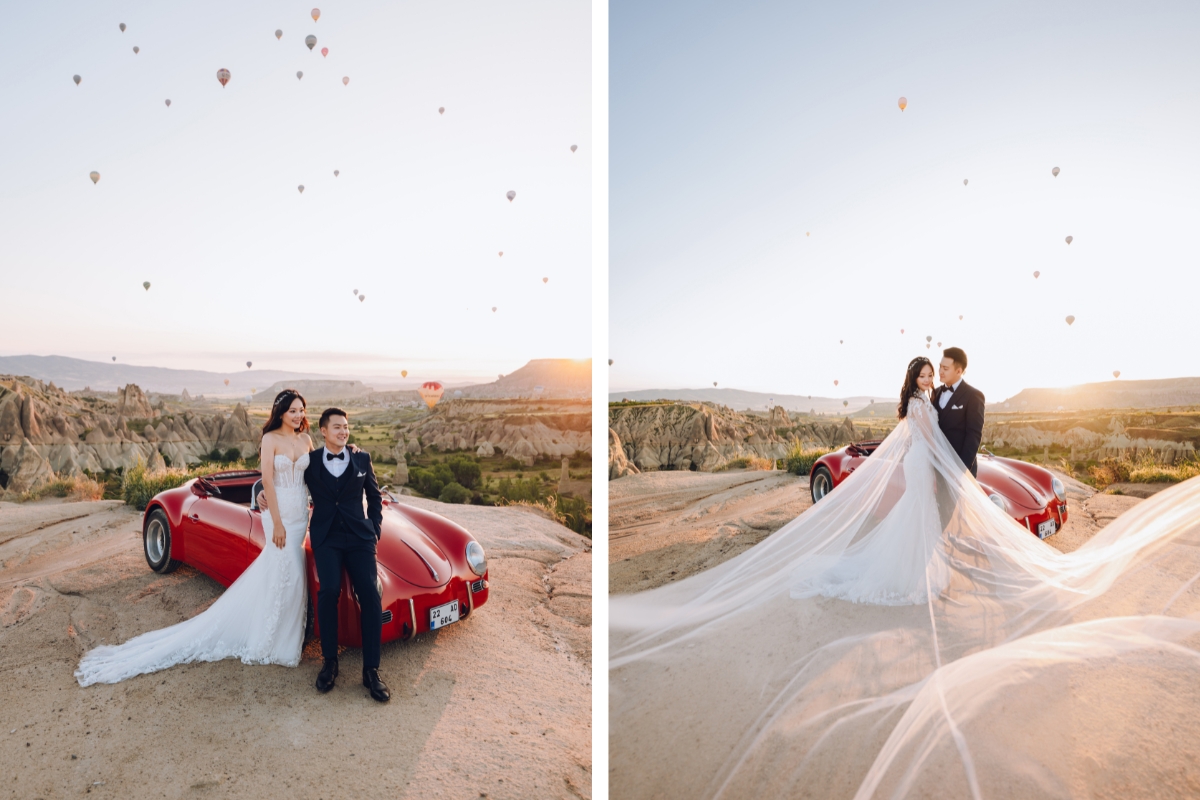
611,392,1200,799
76,454,310,686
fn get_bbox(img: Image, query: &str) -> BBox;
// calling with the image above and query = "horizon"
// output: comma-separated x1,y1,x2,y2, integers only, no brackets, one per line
1,0,590,381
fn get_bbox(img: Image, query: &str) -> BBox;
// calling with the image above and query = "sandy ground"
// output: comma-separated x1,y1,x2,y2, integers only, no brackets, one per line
0,498,591,800
609,468,1150,593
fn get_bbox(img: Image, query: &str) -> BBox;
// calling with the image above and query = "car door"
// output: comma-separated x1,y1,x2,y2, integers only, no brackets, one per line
186,496,252,585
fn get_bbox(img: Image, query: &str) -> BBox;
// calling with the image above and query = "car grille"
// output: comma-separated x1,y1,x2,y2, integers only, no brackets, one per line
471,579,486,593
381,610,393,624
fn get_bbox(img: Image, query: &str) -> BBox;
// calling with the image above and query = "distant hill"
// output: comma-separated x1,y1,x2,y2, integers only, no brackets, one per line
608,387,892,415
457,359,591,399
998,377,1200,412
0,355,338,396
257,379,373,402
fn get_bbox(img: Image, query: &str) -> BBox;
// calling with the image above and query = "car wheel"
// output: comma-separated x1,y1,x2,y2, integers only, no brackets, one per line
811,466,833,502
143,508,181,574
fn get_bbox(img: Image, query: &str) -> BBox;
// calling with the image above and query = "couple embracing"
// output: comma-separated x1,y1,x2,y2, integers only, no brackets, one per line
76,389,390,703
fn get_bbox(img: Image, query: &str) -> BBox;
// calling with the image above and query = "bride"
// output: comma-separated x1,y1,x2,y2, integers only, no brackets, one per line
610,357,1200,800
76,389,315,686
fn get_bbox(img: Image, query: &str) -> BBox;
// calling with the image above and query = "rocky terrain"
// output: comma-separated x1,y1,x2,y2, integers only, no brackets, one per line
984,411,1199,464
609,467,1143,594
458,359,591,400
0,377,260,495
609,387,891,414
0,497,591,799
398,399,591,468
1000,376,1200,412
608,402,888,474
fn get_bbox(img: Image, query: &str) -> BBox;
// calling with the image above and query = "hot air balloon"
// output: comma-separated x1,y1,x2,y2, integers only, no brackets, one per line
937,342,942,347
296,71,303,80
1033,271,1040,279
713,382,718,387
112,357,116,362
132,46,139,54
925,335,932,342
305,35,317,50
246,361,252,368
1113,371,1121,379
926,344,931,349
843,401,849,407
1052,167,1060,177
298,185,304,193
90,171,100,184
571,145,578,153
119,23,126,32
963,179,968,185
275,29,283,40
142,281,150,290
217,68,230,87
438,107,445,115
833,380,839,386
491,307,497,312
900,328,904,334
165,99,171,107
353,289,358,295
224,379,230,386
418,381,444,409
506,190,516,202
839,340,843,344
342,76,349,85
401,370,407,378
333,170,339,177
542,277,548,284
806,232,810,236
498,251,503,257
73,75,81,86
608,359,613,366
311,8,320,21
359,295,365,302
321,47,328,57
1065,235,1073,245
898,96,907,111
959,315,963,320
1065,316,1075,326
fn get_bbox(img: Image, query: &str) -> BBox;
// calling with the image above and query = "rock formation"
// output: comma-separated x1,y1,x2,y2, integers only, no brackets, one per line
397,399,590,466
0,376,262,496
608,428,640,479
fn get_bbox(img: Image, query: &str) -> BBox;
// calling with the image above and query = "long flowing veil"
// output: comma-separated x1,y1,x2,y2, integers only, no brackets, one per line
610,394,1200,799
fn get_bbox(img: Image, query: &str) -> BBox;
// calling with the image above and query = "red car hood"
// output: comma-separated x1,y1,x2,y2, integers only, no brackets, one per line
376,507,453,588
977,456,1051,514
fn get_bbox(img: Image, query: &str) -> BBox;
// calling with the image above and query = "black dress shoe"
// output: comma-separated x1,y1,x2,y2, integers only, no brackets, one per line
363,668,390,702
316,658,339,693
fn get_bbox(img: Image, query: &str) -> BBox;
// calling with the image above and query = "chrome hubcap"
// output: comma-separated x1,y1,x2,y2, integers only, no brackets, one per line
146,520,165,563
813,475,830,500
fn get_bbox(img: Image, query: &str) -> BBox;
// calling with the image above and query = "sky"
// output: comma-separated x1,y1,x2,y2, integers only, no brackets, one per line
0,0,590,385
609,0,1200,402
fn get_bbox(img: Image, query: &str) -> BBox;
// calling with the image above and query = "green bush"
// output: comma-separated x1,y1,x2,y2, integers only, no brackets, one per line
122,460,195,510
224,447,242,462
785,441,832,476
207,447,224,462
446,455,482,490
554,493,591,537
496,476,545,503
438,482,472,504
410,463,455,498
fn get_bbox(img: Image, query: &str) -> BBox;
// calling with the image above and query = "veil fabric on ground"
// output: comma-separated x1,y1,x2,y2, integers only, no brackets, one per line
610,394,1200,799
75,454,310,686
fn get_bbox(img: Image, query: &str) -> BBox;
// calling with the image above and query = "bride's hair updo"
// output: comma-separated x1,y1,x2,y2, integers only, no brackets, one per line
897,357,933,420
262,389,309,435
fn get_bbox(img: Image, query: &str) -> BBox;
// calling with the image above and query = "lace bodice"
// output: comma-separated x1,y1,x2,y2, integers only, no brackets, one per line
271,452,310,490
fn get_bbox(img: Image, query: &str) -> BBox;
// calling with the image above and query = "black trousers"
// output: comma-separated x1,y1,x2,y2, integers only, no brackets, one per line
312,521,382,669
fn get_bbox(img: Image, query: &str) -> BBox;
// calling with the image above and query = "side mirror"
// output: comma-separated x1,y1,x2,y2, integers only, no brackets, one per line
192,477,221,497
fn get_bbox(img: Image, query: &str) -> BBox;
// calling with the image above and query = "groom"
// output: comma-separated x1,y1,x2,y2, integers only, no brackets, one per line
933,347,986,477
259,407,389,702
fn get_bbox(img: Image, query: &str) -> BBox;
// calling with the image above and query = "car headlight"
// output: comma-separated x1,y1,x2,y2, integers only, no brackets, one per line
1051,477,1066,504
988,493,1008,513
466,541,487,576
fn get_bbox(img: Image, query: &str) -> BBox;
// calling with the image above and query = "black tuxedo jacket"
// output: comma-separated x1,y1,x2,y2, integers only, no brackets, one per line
303,447,384,548
933,380,986,477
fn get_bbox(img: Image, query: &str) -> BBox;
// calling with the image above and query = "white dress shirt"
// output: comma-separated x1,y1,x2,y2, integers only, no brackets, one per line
939,378,964,409
321,445,351,478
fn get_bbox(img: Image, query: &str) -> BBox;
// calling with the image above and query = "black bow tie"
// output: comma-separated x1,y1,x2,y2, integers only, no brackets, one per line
326,451,345,461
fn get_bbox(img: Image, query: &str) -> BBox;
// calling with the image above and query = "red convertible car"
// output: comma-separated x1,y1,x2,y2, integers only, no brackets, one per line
140,469,490,646
810,442,1068,539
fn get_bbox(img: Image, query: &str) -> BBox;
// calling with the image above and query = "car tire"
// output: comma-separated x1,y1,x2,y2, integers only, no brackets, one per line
143,508,181,574
811,466,833,502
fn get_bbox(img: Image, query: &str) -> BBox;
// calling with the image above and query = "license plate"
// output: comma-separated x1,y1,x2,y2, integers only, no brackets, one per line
429,599,460,630
1037,519,1057,539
